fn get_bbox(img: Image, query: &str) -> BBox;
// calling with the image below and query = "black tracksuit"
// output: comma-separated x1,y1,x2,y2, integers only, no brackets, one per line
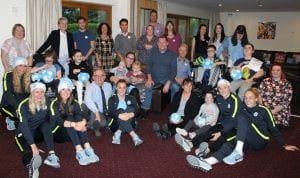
0,71,29,120
50,98,89,146
168,91,202,135
108,94,139,133
191,94,242,150
15,98,54,166
68,61,91,81
212,104,285,161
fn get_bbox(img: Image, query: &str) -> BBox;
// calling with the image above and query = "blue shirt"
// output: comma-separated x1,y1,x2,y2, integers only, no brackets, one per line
73,30,95,56
84,81,112,113
176,58,191,78
35,62,61,74
147,48,177,84
117,100,127,110
217,36,244,67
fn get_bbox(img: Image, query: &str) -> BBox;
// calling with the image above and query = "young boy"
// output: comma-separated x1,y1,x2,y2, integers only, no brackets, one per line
110,60,128,79
69,49,91,104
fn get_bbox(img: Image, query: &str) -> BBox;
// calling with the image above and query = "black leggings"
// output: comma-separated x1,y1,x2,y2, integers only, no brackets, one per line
53,126,89,146
15,122,54,166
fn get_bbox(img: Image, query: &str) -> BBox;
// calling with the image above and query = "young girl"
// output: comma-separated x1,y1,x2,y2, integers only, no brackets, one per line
51,78,99,166
69,49,91,105
176,91,219,140
186,88,299,172
110,60,128,80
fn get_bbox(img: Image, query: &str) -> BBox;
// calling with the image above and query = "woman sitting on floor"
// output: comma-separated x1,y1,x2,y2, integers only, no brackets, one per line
186,88,299,172
15,82,60,178
108,79,143,146
50,78,99,166
153,78,202,139
0,57,31,130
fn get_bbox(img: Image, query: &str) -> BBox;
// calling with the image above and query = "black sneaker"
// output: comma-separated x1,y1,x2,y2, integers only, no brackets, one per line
152,122,161,138
27,155,42,178
161,124,171,139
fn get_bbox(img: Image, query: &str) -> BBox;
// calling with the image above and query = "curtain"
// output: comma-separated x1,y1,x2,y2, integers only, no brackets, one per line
26,0,62,51
210,12,221,37
157,0,167,26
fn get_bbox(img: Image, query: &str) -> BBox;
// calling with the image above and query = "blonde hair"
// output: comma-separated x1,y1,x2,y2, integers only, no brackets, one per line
12,69,31,94
58,17,68,24
246,87,263,105
132,61,142,68
28,91,46,114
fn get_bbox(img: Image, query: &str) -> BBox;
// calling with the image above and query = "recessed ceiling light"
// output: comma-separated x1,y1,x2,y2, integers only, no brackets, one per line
236,9,240,12
258,4,263,7
218,3,222,7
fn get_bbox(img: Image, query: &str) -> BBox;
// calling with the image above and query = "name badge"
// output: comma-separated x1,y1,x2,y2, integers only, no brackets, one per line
85,36,88,39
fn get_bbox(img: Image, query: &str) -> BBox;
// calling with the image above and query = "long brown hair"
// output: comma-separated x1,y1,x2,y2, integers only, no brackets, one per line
246,87,263,105
164,21,176,36
12,69,31,94
58,93,74,117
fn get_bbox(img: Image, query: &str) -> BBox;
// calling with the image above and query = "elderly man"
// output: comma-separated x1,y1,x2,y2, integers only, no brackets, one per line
84,68,112,137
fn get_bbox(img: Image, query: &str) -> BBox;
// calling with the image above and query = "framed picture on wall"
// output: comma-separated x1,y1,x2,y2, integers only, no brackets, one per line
257,22,276,39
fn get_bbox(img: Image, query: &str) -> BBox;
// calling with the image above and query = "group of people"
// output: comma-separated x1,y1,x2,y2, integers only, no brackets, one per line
0,8,299,178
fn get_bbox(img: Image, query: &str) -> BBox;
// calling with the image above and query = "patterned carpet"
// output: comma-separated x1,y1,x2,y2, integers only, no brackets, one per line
0,105,299,178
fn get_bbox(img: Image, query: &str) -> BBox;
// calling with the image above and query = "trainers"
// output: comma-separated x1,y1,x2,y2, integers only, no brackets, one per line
223,150,244,165
161,124,171,139
27,155,42,178
176,128,188,137
112,131,121,144
195,142,209,157
174,134,191,152
186,155,212,172
76,149,91,166
85,147,100,163
133,136,143,146
5,117,16,131
93,120,102,137
44,153,60,168
152,122,161,138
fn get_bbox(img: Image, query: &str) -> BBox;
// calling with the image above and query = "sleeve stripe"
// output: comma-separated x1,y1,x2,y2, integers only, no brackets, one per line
50,98,58,116
17,98,29,122
231,94,238,118
259,105,275,127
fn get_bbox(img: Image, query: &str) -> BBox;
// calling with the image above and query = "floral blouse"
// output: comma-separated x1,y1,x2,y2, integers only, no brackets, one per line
259,77,293,126
136,35,158,64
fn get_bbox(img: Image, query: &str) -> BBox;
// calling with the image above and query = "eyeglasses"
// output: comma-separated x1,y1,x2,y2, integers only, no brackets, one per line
93,74,106,78
126,57,135,60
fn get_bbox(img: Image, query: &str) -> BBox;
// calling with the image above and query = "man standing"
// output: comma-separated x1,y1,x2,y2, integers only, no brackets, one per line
114,18,136,62
73,16,96,68
142,10,164,37
84,68,112,137
145,36,177,104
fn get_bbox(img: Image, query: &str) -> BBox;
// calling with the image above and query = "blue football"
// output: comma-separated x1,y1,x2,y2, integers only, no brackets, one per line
230,68,242,80
78,72,90,84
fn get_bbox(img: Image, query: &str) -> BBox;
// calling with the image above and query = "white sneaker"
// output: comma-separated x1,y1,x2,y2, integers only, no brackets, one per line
186,155,212,172
44,154,60,168
5,117,16,131
176,128,188,137
174,134,191,152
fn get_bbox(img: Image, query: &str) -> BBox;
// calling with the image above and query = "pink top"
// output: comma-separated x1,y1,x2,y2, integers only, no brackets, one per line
126,71,147,81
167,33,182,55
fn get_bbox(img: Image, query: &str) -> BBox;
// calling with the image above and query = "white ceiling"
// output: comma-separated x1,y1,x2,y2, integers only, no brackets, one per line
168,0,300,12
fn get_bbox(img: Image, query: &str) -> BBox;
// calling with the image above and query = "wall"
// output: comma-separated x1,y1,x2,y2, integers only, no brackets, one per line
166,1,212,20
69,0,131,38
220,11,300,52
0,0,26,47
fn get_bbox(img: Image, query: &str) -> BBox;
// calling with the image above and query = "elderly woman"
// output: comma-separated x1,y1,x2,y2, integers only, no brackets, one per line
1,24,33,72
50,78,99,166
0,57,31,130
259,63,293,127
108,79,143,146
15,82,60,178
136,25,158,65
186,88,299,172
153,79,202,138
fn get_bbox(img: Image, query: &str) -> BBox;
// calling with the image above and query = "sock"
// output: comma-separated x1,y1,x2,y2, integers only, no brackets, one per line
235,140,244,155
114,130,122,137
205,157,218,165
132,134,140,141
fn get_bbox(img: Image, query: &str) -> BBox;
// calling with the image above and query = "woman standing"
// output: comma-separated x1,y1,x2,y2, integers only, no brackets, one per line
0,57,31,130
191,24,210,61
210,23,226,60
95,23,114,74
108,79,143,146
259,63,293,127
136,25,158,65
1,24,33,72
164,21,182,55
50,78,99,166
15,82,60,178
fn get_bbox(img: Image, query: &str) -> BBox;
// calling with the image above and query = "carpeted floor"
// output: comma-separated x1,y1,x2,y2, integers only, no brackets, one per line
0,105,299,178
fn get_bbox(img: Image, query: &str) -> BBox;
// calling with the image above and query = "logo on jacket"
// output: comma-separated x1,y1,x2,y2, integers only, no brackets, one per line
227,104,231,109
253,112,258,117
127,101,131,105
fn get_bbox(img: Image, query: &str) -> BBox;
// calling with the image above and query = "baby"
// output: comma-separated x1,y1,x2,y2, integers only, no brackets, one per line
110,61,128,79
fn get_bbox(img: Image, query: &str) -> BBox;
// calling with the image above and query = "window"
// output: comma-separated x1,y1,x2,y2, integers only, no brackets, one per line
140,8,152,35
62,1,112,36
